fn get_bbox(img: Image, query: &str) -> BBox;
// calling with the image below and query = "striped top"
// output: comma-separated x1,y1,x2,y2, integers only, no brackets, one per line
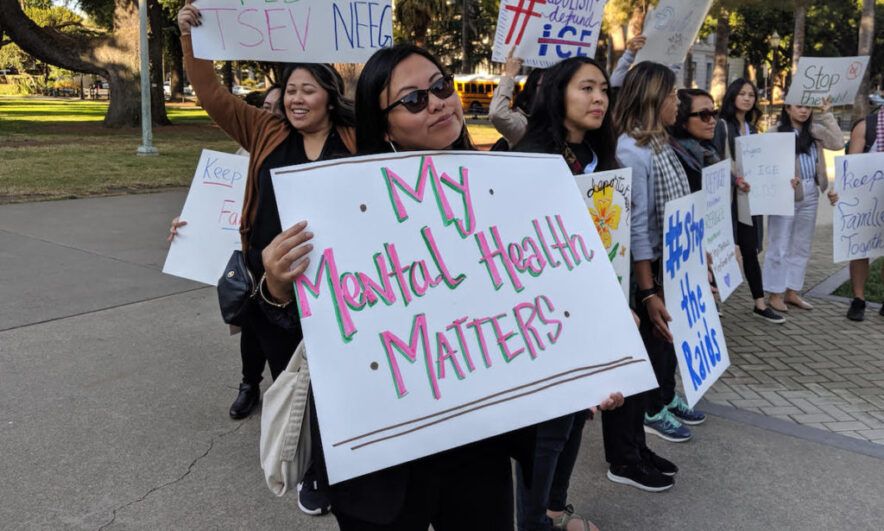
795,129,818,184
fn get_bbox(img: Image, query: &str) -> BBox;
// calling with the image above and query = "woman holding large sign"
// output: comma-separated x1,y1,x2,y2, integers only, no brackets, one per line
763,99,841,312
178,1,356,517
713,79,785,324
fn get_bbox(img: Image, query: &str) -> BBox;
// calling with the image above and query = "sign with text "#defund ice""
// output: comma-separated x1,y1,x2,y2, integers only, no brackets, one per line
662,191,730,409
492,0,608,68
271,151,657,484
191,0,392,62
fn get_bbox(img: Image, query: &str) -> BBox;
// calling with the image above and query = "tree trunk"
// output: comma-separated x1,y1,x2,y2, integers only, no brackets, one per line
222,61,234,92
853,0,875,121
0,0,144,128
167,32,185,100
710,8,730,105
461,0,473,73
792,0,808,75
148,0,170,125
684,51,694,89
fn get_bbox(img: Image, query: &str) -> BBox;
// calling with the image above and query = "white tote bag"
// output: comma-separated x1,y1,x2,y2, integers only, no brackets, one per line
259,340,312,496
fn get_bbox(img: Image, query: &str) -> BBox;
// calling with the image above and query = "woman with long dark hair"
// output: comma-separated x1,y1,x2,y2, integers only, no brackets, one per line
764,98,841,312
608,62,695,490
712,79,784,323
261,43,531,530
177,4,357,517
513,56,624,531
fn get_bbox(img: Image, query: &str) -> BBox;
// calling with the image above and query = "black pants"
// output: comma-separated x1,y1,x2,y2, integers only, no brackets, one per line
602,390,650,467
736,220,765,300
516,412,587,531
244,305,300,380
239,324,267,385
332,451,514,530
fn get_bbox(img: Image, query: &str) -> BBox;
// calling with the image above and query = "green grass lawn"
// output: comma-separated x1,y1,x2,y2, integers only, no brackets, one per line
0,96,238,202
0,96,503,203
833,257,884,302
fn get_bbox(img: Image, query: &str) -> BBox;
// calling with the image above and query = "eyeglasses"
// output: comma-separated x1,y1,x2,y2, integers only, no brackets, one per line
687,109,718,122
383,75,455,114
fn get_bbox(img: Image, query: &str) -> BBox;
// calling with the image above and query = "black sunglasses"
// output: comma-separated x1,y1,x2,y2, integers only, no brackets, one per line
687,109,719,122
383,75,455,114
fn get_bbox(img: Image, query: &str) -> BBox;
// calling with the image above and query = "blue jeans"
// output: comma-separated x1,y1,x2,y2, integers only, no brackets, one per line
516,412,588,531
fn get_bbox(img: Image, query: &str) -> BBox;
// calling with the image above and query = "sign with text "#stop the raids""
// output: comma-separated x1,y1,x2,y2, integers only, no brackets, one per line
492,0,608,68
832,153,884,263
662,191,730,408
271,151,657,484
191,0,392,62
785,56,870,107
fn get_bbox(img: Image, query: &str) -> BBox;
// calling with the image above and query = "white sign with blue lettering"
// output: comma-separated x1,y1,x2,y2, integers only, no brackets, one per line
163,149,249,286
832,153,884,263
191,0,393,62
492,0,608,68
662,191,730,408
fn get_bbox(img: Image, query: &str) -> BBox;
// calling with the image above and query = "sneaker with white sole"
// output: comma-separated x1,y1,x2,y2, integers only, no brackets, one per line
753,306,785,323
297,479,331,516
606,462,674,492
667,394,706,425
644,408,692,442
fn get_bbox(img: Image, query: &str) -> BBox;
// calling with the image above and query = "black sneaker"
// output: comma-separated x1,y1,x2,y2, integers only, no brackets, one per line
297,478,331,516
229,383,260,419
606,462,674,492
641,449,678,476
753,307,785,324
847,298,866,321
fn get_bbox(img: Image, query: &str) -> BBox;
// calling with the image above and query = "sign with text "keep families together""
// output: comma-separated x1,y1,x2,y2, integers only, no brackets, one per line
832,153,884,263
191,0,392,62
492,0,608,68
272,152,657,484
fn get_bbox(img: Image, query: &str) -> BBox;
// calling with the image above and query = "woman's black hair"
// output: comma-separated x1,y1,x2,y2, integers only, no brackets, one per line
513,68,545,115
355,44,474,154
778,106,815,154
673,88,714,138
276,64,355,128
720,78,761,128
514,56,617,171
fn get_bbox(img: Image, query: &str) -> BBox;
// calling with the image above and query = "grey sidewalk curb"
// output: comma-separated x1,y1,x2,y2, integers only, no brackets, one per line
700,399,884,460
805,264,883,309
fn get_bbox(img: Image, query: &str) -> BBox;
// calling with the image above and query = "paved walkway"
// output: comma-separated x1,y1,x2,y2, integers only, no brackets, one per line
2,191,883,529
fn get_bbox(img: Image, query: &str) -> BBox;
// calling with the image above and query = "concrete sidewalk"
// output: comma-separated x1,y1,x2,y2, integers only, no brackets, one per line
2,191,882,529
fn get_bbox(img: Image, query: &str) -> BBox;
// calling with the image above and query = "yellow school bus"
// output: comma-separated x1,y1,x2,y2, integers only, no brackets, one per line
454,75,527,114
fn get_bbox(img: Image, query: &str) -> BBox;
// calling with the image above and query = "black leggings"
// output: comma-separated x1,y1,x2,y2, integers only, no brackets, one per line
736,221,764,300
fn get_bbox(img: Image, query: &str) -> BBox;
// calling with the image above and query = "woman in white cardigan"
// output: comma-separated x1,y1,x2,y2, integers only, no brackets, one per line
764,97,841,311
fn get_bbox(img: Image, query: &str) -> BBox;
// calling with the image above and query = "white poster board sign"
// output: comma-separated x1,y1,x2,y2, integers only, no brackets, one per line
634,0,713,66
163,149,248,285
662,191,730,408
191,0,393,62
785,56,870,107
832,153,884,263
574,168,632,300
735,133,796,217
272,151,657,484
702,159,743,302
492,0,607,68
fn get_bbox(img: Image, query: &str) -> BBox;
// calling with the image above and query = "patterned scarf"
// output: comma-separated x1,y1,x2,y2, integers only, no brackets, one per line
877,111,884,152
649,136,691,230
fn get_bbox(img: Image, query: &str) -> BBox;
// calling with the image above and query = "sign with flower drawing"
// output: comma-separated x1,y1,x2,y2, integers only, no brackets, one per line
574,168,632,300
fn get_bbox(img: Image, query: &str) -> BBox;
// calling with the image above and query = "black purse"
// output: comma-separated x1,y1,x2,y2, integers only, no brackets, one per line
217,250,257,326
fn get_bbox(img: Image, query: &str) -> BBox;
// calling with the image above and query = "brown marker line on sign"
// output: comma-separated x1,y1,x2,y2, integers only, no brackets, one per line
349,359,646,451
332,356,641,448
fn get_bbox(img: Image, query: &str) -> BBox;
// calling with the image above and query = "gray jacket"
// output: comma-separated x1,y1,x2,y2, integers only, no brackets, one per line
488,76,528,147
617,133,660,261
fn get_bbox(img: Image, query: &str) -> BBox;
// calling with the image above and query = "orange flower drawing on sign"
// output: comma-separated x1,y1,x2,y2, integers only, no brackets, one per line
588,185,621,250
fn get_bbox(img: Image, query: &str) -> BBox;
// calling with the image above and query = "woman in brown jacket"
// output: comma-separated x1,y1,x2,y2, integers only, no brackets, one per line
178,2,356,517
